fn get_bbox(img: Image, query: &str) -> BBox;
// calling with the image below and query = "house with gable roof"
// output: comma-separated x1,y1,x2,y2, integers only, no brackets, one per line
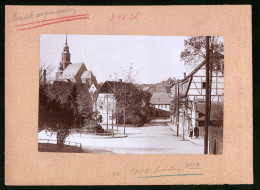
150,92,171,117
171,61,224,135
95,80,127,125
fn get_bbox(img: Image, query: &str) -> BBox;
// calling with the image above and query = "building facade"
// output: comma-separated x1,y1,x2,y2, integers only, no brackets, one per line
171,62,224,135
150,92,171,117
55,35,98,92
95,81,122,125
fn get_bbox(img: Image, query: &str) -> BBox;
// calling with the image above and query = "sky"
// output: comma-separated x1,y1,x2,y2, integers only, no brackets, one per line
40,34,189,84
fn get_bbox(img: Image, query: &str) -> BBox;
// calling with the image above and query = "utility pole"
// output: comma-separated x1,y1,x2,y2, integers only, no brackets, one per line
183,107,185,140
183,98,188,141
106,95,108,130
124,83,126,135
112,96,114,136
204,36,210,154
177,80,179,136
124,108,126,135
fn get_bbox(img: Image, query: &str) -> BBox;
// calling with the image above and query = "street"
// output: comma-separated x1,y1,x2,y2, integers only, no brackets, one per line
39,118,203,154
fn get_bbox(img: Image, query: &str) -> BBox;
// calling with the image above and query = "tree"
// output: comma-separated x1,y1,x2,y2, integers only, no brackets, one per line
71,84,93,127
39,60,55,84
38,82,94,151
38,85,74,151
38,85,51,132
180,36,224,71
113,82,151,126
51,81,93,124
170,96,179,120
180,36,224,126
159,77,176,93
210,104,223,127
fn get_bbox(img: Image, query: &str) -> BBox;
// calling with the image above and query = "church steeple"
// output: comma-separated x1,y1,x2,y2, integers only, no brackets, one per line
59,34,71,71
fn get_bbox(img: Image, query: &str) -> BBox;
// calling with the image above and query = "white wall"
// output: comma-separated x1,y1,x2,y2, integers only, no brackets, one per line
96,93,116,124
152,104,170,111
187,65,224,103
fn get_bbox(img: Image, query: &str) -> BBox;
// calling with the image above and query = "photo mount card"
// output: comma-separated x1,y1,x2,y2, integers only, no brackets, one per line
5,5,252,185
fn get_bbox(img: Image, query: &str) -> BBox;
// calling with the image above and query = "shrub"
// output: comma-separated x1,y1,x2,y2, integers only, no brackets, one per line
126,115,143,127
210,104,223,127
84,120,105,133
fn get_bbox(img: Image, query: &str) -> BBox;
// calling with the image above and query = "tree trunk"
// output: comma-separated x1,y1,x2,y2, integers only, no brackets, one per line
124,107,126,135
57,129,69,152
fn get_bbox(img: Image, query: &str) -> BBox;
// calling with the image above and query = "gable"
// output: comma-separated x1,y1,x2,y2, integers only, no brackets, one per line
81,70,94,79
59,63,87,80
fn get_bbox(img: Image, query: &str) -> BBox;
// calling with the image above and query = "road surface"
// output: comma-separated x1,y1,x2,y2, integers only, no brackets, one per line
38,118,203,154
68,118,204,154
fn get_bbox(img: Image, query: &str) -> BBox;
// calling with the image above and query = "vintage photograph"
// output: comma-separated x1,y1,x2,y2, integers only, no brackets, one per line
38,34,224,154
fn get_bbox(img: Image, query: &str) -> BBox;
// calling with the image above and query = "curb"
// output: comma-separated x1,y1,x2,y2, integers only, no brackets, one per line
112,134,128,138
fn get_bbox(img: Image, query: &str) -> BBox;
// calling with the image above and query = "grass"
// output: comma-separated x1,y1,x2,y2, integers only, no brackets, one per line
38,143,84,153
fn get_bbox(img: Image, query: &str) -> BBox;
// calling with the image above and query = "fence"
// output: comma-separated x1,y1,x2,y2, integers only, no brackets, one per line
208,126,223,154
38,138,82,149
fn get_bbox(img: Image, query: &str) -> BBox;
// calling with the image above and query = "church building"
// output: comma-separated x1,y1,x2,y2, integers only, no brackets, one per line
55,35,98,89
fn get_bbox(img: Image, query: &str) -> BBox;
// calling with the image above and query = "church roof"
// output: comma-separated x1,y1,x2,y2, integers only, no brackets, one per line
59,62,86,80
81,70,94,79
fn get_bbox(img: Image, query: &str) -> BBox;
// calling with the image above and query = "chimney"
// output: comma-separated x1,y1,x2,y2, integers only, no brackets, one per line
119,79,122,82
43,69,47,85
184,72,186,78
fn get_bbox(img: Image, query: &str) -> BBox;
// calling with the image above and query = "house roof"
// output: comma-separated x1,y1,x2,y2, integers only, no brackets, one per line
171,61,205,88
150,92,171,105
98,81,133,94
137,84,156,89
181,61,205,83
155,83,168,93
59,62,86,80
180,77,192,98
81,70,94,79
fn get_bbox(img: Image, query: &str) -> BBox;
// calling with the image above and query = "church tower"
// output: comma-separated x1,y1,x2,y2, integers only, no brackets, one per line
56,34,72,80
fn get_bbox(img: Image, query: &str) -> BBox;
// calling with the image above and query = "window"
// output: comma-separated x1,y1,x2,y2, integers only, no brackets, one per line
199,112,205,118
202,82,206,89
165,105,167,108
99,105,103,109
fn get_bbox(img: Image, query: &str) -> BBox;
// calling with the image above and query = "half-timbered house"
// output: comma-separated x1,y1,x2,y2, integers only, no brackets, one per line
171,62,224,136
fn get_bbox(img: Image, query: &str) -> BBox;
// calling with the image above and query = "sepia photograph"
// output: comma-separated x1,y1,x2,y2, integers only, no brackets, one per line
38,34,224,154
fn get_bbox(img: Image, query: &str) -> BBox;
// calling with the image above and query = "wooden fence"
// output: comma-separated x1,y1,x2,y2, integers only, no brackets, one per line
38,138,82,149
208,126,223,154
